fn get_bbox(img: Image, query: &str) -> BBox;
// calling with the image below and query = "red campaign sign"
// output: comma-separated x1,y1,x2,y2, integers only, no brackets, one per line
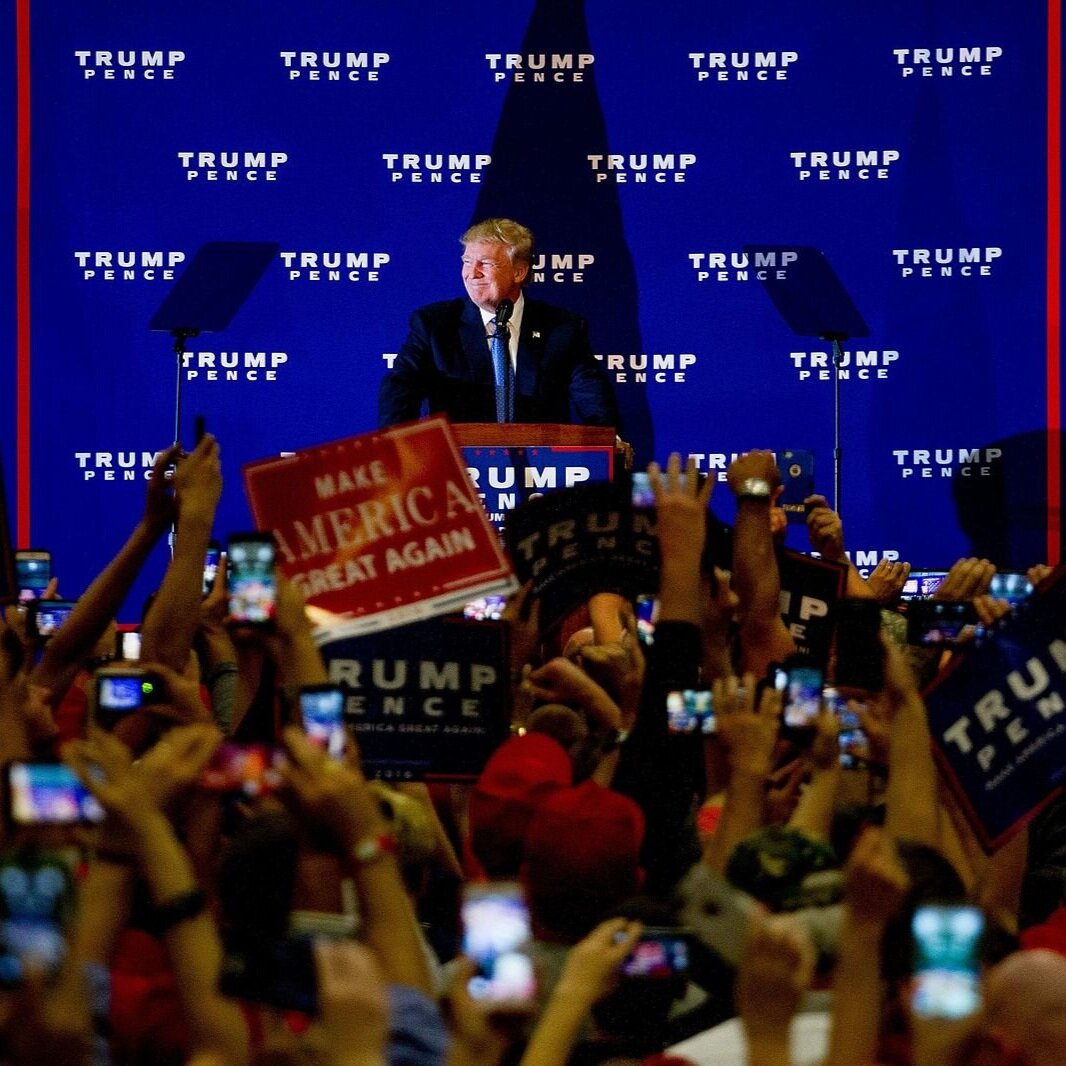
243,418,516,639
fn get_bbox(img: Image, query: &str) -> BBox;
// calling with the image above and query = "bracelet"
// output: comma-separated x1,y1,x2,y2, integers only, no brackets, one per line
148,889,206,933
350,833,397,866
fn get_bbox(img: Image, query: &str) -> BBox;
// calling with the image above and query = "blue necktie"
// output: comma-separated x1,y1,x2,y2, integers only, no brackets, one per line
491,319,512,422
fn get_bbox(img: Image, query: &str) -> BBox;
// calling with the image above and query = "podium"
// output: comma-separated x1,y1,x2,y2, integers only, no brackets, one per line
451,423,617,527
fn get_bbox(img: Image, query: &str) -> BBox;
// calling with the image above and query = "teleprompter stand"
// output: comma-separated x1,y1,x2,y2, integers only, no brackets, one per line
744,245,869,514
148,241,278,551
149,241,278,448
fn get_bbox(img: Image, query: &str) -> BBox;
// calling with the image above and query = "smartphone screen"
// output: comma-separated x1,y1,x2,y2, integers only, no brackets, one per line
94,670,163,729
14,551,50,605
462,595,507,621
462,883,536,1007
899,570,950,602
635,595,657,646
988,572,1033,606
833,599,884,691
299,686,346,760
783,665,823,729
906,601,977,647
0,854,75,987
621,928,690,979
5,763,105,826
227,535,277,626
822,687,869,769
199,744,287,798
666,690,715,734
911,905,984,1019
202,542,221,598
26,600,77,641
114,629,142,662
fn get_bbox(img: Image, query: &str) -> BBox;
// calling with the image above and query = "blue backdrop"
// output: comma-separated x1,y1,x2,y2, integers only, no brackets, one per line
4,0,1062,618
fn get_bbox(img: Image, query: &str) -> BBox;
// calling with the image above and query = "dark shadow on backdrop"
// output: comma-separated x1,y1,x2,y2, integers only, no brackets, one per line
472,0,653,459
952,430,1062,568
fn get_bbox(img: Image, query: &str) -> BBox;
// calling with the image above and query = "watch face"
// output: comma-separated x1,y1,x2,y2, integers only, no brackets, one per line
740,478,772,498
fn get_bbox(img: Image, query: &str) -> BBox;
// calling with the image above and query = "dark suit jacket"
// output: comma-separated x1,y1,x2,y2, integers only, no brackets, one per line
378,297,620,429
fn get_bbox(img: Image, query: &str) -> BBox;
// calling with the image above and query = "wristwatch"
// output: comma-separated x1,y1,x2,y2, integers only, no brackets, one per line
350,833,397,866
736,477,773,502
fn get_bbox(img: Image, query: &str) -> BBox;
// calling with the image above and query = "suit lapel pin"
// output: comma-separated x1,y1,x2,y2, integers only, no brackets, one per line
532,330,541,339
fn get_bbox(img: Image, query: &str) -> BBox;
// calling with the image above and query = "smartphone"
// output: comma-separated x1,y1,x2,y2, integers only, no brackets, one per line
0,853,76,987
14,550,50,605
822,687,870,769
782,663,823,730
833,599,884,691
776,449,814,524
635,595,657,646
220,934,317,1015
94,669,166,730
906,600,978,648
299,686,347,760
462,882,536,1008
202,541,221,598
462,595,507,621
621,927,691,980
988,571,1033,606
25,600,77,641
911,904,984,1019
227,534,277,626
114,628,142,662
199,743,287,798
900,570,950,602
5,763,105,827
631,472,655,508
666,689,715,735
194,414,207,446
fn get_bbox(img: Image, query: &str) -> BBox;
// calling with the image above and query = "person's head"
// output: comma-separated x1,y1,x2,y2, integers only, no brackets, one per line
468,732,572,878
522,780,645,942
460,218,533,312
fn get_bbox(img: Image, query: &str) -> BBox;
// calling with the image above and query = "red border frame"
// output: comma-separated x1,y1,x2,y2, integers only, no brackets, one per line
15,0,30,548
10,5,1066,557
1048,0,1063,566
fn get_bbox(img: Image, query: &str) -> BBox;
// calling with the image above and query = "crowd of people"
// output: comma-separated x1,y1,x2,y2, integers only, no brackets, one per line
0,431,1063,1066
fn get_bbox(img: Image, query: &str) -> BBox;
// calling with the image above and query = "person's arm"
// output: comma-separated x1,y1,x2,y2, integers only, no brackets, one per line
561,312,620,429
65,724,248,1064
281,727,433,995
379,308,433,426
881,639,940,849
702,674,782,873
737,914,816,1066
824,827,910,1066
266,574,329,690
140,434,222,673
727,451,797,677
33,445,179,700
787,706,842,842
804,493,877,600
519,918,640,1066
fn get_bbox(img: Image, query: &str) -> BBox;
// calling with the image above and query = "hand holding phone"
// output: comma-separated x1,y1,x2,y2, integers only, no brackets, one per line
227,534,277,627
911,905,984,1019
14,550,51,605
462,882,536,1008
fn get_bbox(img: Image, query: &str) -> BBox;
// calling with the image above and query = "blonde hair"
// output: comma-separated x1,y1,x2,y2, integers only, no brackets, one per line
460,218,534,267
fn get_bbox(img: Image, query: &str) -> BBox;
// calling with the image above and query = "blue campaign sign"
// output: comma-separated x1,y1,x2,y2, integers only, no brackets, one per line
319,616,511,782
926,570,1066,851
463,444,612,528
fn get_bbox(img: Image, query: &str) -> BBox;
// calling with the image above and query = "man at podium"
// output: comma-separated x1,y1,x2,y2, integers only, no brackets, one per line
378,218,619,429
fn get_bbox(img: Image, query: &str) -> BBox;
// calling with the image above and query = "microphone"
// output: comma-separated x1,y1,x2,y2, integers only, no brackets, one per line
494,298,514,330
